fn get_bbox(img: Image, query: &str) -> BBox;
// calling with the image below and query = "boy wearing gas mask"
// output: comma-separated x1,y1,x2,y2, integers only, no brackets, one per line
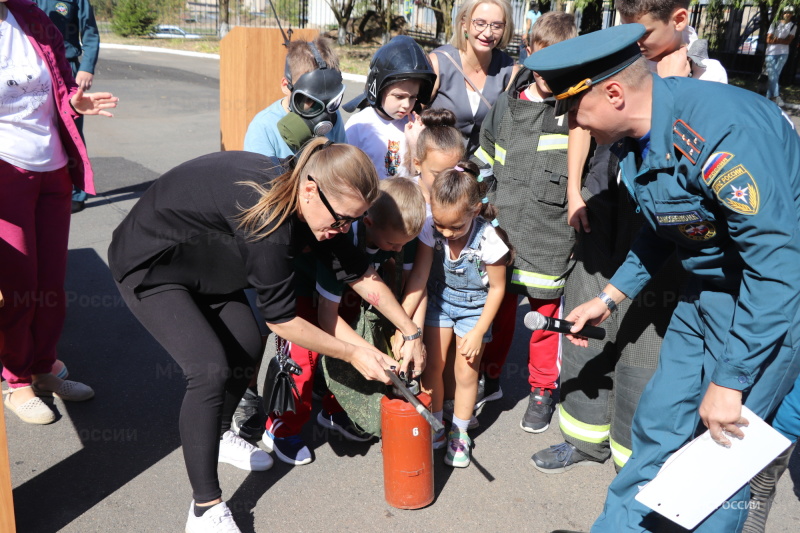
244,37,347,157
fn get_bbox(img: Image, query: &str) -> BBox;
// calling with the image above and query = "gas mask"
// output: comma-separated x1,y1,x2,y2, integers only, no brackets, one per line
278,43,346,152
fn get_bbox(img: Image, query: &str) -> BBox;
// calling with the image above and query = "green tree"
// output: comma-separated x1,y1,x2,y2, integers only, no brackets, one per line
112,0,157,37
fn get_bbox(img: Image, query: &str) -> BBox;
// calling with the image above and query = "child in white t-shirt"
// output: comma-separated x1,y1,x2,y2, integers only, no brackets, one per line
343,36,437,179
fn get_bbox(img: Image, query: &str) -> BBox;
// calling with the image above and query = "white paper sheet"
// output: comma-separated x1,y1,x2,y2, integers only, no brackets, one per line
634,406,792,529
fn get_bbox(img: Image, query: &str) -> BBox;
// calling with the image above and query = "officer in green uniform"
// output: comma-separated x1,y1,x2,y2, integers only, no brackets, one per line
35,0,100,212
527,24,800,532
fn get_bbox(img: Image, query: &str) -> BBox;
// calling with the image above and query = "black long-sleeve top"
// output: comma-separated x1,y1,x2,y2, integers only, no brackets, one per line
108,151,369,324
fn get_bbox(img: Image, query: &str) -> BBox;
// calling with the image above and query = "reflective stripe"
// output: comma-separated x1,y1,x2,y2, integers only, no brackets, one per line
511,269,565,290
495,144,507,165
475,146,494,166
558,405,610,444
537,134,569,151
610,437,632,468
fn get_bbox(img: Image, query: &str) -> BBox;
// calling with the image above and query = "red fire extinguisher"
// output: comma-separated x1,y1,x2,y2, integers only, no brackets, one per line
381,378,435,510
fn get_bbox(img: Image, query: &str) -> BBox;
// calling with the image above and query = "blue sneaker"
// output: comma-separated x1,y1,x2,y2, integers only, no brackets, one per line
261,430,312,466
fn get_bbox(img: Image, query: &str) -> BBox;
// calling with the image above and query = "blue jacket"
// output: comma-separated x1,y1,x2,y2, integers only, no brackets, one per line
35,0,99,73
610,75,800,393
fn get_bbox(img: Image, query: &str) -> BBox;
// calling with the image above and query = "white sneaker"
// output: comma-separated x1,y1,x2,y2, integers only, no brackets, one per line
218,430,273,471
185,500,241,533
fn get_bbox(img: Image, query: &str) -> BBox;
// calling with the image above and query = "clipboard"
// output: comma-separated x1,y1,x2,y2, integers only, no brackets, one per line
634,406,792,529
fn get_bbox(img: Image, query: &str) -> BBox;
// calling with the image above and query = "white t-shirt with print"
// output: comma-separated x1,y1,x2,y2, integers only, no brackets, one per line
0,10,68,171
419,215,509,287
345,107,409,179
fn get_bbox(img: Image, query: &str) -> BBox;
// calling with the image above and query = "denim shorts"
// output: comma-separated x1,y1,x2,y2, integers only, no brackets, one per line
424,285,493,343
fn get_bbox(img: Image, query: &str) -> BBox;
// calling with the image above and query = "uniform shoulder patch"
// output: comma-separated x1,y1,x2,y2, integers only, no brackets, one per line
712,164,760,215
672,120,705,165
701,152,734,185
55,2,69,16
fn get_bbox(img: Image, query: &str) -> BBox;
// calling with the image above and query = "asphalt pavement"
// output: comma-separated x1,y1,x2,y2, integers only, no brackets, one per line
5,46,800,533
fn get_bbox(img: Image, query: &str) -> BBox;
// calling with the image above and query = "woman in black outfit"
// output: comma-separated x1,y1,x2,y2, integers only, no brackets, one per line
109,139,424,533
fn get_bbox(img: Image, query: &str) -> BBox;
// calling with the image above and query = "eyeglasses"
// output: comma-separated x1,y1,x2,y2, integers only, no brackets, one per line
307,175,360,229
471,19,506,32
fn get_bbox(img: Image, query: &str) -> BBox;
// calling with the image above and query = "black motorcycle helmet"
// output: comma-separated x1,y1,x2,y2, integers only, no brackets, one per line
342,35,437,113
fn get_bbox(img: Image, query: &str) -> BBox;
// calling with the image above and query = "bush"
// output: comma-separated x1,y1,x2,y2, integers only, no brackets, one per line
112,0,157,37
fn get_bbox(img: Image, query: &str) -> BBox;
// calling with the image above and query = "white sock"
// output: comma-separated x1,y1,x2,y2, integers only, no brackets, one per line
451,415,469,433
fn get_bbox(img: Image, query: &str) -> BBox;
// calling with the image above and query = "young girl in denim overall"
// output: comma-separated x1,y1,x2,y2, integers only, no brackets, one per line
404,160,513,467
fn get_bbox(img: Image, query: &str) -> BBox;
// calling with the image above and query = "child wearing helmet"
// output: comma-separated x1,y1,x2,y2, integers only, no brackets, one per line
342,36,437,180
244,37,347,158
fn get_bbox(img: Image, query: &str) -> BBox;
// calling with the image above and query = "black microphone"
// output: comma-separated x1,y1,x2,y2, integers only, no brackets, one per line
523,311,606,340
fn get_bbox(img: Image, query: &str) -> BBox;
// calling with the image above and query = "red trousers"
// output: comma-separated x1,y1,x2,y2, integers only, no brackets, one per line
0,161,72,387
266,294,360,437
481,292,561,391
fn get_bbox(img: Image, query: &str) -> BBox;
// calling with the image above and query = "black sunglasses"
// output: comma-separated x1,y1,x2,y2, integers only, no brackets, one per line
307,175,360,229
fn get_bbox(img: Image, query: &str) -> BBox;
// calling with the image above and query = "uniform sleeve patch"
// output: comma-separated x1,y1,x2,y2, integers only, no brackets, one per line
712,164,760,215
702,152,734,185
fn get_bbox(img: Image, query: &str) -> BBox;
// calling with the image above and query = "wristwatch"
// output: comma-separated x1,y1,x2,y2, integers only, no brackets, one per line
402,327,422,341
597,291,617,313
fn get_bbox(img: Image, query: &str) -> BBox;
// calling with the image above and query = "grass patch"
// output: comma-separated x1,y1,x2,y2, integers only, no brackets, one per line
101,32,221,54
336,44,380,77
100,35,419,77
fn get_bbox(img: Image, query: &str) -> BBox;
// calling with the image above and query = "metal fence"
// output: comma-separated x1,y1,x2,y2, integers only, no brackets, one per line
97,0,534,39
97,1,763,43
97,1,790,78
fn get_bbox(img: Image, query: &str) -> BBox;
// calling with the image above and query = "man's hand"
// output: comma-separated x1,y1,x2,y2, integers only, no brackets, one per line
657,46,691,78
75,71,94,91
563,298,611,347
699,383,748,447
70,87,118,117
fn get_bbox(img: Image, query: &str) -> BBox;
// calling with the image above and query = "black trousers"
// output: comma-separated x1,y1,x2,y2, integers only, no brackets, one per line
116,270,264,502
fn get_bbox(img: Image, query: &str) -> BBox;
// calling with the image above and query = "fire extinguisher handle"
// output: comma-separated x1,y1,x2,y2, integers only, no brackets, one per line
385,370,445,433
